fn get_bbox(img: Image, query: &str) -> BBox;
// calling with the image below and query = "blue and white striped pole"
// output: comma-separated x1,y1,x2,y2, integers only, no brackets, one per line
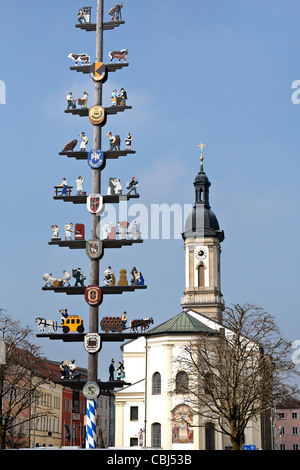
86,399,97,448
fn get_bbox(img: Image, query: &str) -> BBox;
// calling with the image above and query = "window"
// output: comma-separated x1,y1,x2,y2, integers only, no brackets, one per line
130,438,138,447
293,444,299,450
279,426,285,435
278,412,285,419
292,412,298,419
130,406,138,421
205,423,215,450
204,372,212,395
152,423,161,448
73,390,80,413
152,372,161,395
197,265,205,288
175,371,188,394
279,444,286,450
292,427,298,435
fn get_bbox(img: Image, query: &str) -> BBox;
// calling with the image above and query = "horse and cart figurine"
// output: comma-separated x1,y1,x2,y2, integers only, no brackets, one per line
100,312,154,334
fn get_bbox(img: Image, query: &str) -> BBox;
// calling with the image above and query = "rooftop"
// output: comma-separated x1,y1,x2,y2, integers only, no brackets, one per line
148,311,217,335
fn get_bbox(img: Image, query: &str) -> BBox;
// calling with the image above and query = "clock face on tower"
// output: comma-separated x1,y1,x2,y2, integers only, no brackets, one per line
195,247,208,260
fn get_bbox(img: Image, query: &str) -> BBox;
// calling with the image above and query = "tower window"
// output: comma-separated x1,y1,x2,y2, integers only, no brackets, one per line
198,264,205,288
152,372,161,395
152,423,161,447
175,371,189,394
205,423,215,450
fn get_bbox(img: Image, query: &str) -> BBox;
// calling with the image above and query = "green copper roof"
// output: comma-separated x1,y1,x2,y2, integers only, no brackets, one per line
148,311,216,335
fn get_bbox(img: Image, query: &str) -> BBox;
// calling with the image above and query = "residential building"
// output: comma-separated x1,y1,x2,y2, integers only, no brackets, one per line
30,359,87,448
274,399,300,450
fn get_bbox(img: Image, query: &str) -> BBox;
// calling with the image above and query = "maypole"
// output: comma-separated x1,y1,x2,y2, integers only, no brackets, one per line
38,0,150,449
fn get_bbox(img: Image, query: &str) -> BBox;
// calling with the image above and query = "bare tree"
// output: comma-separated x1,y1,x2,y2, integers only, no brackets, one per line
173,304,300,450
0,310,54,449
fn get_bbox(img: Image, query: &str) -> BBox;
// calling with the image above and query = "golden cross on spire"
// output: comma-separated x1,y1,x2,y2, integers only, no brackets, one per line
196,140,207,166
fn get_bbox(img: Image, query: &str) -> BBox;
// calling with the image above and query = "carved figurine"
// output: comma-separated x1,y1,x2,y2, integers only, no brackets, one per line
102,222,112,239
72,268,86,286
61,315,84,334
116,362,125,380
136,271,145,285
130,267,144,285
59,308,69,321
43,271,71,287
62,270,71,286
60,360,69,378
101,313,127,333
62,139,78,152
51,225,60,240
120,88,127,105
60,359,78,379
107,131,121,150
69,360,78,378
66,92,76,109
78,91,88,108
126,177,138,195
75,176,85,195
109,359,115,381
79,132,88,151
108,177,122,195
125,132,133,150
130,221,141,240
109,49,128,63
34,317,57,334
64,223,74,240
77,7,91,23
43,273,55,287
130,317,154,333
68,53,90,66
117,269,128,286
111,89,117,106
111,88,127,106
118,221,129,239
77,8,86,23
103,266,116,286
74,223,85,240
108,3,123,21
115,179,122,194
58,178,68,196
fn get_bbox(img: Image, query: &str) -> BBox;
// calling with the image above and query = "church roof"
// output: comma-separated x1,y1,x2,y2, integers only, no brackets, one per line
181,159,224,242
148,311,217,336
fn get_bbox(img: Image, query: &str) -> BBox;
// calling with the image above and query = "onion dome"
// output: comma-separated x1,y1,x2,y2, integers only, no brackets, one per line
182,145,224,242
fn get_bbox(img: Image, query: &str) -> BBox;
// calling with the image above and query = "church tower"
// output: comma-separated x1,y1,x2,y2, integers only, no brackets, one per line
181,143,225,322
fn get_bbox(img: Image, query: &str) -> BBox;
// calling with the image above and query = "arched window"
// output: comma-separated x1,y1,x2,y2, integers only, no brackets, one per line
205,422,215,450
175,371,189,394
152,422,161,447
152,372,161,395
198,264,205,288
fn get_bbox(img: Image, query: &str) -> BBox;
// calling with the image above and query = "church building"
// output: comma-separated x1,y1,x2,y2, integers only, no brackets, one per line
114,151,263,450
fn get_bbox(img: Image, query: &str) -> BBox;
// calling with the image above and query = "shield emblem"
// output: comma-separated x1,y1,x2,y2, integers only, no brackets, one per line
90,62,106,82
86,194,104,214
85,285,102,306
86,240,103,259
89,105,106,125
84,333,102,353
87,149,105,169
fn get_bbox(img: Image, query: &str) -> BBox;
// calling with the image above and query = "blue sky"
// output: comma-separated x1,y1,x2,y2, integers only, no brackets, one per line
1,0,299,380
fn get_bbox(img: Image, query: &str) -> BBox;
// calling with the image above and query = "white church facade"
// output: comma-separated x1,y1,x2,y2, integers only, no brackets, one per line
114,153,264,450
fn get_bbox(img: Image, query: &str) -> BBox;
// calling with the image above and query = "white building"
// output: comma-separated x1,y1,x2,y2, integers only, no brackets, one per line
114,155,265,450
